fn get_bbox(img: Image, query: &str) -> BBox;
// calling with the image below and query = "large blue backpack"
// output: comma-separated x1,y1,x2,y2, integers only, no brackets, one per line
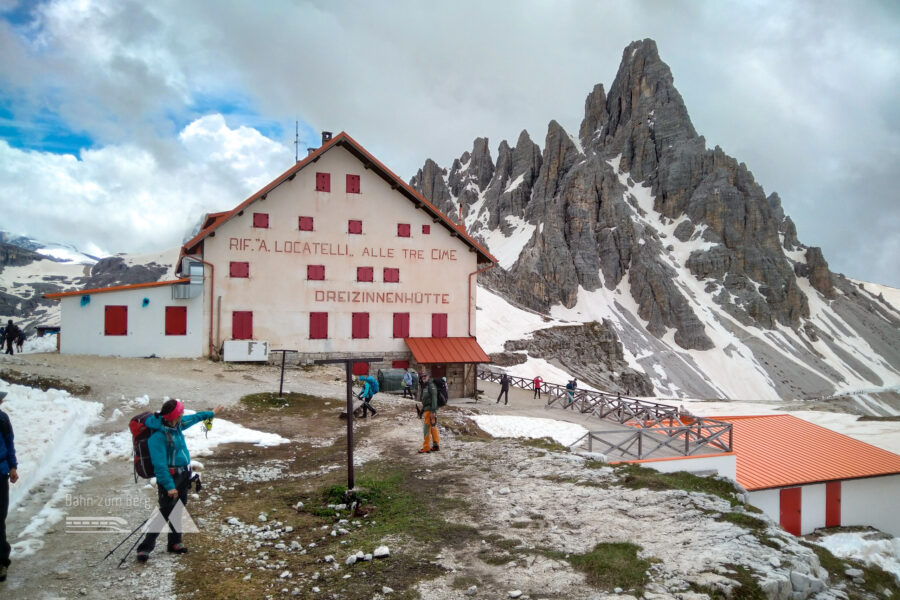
365,375,379,394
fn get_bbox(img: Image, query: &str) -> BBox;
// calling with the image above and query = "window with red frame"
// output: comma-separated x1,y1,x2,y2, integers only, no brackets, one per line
310,312,328,339
233,311,253,339
348,219,363,234
392,360,409,369
351,312,369,339
422,224,431,234
397,223,410,237
346,174,360,194
253,213,269,228
104,305,127,336
316,172,330,192
299,216,314,231
357,266,373,282
307,265,325,280
352,362,369,376
229,261,249,278
393,312,410,338
165,306,187,336
383,267,399,283
432,313,448,338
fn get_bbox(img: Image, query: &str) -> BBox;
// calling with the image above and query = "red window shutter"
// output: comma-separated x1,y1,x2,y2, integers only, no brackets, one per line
310,312,328,339
165,306,187,336
253,213,269,228
104,305,127,336
432,313,448,338
348,219,363,234
357,267,373,282
352,362,369,376
232,311,253,340
308,265,325,280
346,174,360,194
397,223,410,237
299,216,314,231
316,172,331,192
392,360,409,369
229,261,249,278
393,312,410,338
422,224,430,234
384,267,399,283
352,312,369,339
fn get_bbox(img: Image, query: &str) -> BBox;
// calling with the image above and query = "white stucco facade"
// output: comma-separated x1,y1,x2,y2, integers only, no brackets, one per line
747,475,900,537
55,282,204,358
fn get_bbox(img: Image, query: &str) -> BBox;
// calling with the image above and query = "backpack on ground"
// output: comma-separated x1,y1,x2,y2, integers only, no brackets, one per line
129,412,155,482
434,378,448,407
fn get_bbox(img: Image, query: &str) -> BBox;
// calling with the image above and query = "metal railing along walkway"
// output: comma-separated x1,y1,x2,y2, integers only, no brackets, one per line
476,368,732,460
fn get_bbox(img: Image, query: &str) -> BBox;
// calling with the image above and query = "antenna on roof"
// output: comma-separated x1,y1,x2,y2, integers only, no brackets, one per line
294,120,299,163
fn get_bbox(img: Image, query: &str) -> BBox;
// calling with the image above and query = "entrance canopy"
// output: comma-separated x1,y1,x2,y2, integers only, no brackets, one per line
404,337,491,364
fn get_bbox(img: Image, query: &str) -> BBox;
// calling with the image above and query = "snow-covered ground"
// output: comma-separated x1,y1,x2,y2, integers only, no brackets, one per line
817,531,900,582
0,380,288,556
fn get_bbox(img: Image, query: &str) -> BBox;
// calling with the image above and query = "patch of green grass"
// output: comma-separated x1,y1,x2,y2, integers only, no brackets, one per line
544,542,652,593
452,575,480,590
613,463,741,506
583,459,609,469
691,564,765,599
717,511,769,533
800,540,899,598
521,437,569,453
239,391,328,415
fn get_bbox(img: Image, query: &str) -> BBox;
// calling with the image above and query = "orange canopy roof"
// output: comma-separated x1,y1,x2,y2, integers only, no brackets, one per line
44,279,190,299
405,337,491,364
717,414,900,491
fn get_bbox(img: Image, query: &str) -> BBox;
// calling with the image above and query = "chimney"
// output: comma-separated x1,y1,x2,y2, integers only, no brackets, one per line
321,131,333,145
307,147,317,155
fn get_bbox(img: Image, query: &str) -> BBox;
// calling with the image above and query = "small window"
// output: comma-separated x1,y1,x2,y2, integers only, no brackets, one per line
397,223,411,237
233,311,253,340
352,312,369,339
432,313,448,338
393,312,410,338
229,261,249,278
253,213,269,228
105,305,127,336
384,267,399,283
308,265,325,281
299,216,314,231
352,362,369,376
310,312,328,339
348,219,363,234
316,172,330,192
357,267,374,282
422,224,431,234
392,360,409,369
346,174,360,194
165,306,187,336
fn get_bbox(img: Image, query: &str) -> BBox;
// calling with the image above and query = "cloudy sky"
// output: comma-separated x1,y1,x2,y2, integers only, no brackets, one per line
1,0,898,286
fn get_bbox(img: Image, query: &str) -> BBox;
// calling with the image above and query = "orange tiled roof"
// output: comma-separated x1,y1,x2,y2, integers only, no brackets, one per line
178,132,497,274
405,337,491,364
44,279,190,299
717,414,900,491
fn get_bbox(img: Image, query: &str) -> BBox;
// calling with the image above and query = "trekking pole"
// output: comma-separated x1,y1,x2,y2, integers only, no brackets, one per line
97,517,149,565
117,526,150,568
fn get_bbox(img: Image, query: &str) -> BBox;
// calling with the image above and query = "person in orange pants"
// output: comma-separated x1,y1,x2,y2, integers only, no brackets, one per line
418,373,440,453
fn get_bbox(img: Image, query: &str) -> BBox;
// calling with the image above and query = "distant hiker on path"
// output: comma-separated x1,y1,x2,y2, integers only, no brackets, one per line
418,373,440,454
0,391,18,583
136,399,223,563
496,373,510,405
533,375,543,400
3,321,18,355
358,375,378,418
14,332,24,353
402,370,414,399
565,380,575,406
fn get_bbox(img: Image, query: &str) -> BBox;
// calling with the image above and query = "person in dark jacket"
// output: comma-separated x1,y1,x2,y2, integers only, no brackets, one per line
0,391,19,583
135,399,222,563
3,321,18,355
418,373,440,453
496,373,510,405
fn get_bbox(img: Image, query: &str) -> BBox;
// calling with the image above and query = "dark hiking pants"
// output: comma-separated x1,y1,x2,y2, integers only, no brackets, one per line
137,470,191,553
1,475,10,567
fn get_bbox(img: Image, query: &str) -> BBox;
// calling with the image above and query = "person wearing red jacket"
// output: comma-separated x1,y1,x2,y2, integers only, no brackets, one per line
533,375,543,399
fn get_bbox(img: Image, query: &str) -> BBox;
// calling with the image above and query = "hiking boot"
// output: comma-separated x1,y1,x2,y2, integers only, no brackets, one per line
136,551,150,563
167,544,188,554
417,448,431,454
432,445,439,452
0,564,7,581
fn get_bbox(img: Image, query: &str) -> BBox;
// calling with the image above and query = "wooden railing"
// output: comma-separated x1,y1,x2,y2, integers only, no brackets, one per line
477,368,732,459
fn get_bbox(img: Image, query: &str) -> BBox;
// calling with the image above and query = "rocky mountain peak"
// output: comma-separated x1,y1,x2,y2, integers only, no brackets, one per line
579,83,608,149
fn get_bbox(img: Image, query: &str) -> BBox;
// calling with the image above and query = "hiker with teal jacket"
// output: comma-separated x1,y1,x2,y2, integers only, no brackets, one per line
136,399,223,563
358,375,378,418
0,391,19,583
